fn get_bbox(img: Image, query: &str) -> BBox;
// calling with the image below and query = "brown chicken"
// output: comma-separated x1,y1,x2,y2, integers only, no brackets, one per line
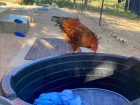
51,16,100,53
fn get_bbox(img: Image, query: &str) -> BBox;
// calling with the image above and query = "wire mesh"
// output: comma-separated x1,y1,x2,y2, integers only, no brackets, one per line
1,0,139,20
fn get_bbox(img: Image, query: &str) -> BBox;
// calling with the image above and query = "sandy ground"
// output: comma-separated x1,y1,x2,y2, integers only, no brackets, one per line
0,2,140,96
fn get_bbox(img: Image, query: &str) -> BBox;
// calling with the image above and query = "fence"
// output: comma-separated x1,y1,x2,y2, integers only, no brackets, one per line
1,0,127,12
1,0,139,20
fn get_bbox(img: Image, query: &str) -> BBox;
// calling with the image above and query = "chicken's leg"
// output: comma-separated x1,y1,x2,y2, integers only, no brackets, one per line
69,41,78,53
74,50,77,53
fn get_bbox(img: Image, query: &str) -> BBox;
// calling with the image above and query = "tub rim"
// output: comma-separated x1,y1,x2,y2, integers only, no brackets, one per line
1,53,140,105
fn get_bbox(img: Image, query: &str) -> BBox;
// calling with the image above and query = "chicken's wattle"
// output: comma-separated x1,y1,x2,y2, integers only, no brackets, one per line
91,46,98,51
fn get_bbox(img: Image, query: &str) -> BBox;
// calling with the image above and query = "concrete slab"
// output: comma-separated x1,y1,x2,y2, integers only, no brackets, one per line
7,37,36,73
7,37,90,73
1,14,29,23
0,8,9,20
7,37,64,73
0,14,30,34
15,7,66,15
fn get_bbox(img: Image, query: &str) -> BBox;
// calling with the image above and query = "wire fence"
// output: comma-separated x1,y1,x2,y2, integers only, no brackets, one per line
1,0,139,20
1,0,126,11
76,0,126,12
22,0,126,14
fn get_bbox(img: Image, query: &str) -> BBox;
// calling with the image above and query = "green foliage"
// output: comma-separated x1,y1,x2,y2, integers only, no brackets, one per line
20,2,26,5
1,0,10,2
37,0,73,8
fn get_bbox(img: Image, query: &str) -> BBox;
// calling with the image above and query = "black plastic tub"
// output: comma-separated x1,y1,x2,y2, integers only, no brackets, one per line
1,53,140,105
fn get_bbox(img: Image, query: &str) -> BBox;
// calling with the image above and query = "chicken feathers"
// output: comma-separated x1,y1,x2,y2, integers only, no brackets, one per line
51,16,99,53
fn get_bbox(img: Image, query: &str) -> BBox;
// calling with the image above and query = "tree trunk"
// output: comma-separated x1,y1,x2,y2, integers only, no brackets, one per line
84,0,88,10
115,0,117,11
73,0,76,9
81,0,83,14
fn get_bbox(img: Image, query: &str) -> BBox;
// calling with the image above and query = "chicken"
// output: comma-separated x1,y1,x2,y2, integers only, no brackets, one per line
51,16,100,53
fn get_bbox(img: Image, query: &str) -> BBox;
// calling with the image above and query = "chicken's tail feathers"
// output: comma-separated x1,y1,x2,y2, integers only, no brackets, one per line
98,37,102,40
51,16,59,22
94,31,102,41
93,31,102,45
97,37,102,45
77,16,79,20
73,16,80,22
51,16,69,22
51,16,70,27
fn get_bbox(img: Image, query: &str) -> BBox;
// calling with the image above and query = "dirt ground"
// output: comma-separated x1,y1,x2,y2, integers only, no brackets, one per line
0,2,140,95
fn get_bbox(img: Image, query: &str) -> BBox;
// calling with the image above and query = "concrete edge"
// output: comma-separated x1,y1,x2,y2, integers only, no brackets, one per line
7,37,90,73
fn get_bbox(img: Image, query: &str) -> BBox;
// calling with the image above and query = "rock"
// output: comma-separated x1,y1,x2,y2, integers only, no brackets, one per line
111,34,117,38
116,36,121,40
130,46,134,50
43,4,50,7
108,32,113,36
51,2,59,8
28,2,32,5
120,37,123,41
114,35,127,43
38,3,43,6
122,39,128,43
33,2,37,6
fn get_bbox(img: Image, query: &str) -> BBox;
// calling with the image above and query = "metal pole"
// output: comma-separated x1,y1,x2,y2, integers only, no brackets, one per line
99,0,104,26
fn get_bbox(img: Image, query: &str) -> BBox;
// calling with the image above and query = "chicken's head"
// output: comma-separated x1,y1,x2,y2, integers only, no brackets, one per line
91,45,98,52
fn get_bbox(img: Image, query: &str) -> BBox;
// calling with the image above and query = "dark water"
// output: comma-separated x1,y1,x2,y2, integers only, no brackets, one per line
72,88,129,105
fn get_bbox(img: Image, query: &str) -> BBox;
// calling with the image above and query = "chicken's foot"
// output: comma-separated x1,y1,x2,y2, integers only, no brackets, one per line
74,50,77,53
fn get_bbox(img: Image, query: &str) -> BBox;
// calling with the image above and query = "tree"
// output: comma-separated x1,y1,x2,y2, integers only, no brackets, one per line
84,0,88,10
81,0,84,13
73,0,76,9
